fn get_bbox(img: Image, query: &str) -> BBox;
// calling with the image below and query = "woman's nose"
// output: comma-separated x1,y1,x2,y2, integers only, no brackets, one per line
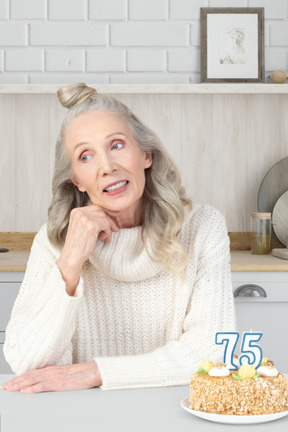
97,152,117,176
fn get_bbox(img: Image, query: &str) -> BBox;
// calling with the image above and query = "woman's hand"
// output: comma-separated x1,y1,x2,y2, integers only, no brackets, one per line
57,205,120,295
1,361,102,394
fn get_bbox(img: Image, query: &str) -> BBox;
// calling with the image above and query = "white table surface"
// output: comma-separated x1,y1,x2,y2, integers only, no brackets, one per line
1,375,288,432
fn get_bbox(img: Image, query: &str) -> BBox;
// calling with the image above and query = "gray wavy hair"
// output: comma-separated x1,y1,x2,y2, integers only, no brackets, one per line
48,84,192,275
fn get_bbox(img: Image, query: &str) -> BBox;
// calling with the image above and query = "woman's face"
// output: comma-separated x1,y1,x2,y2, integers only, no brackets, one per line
64,110,152,227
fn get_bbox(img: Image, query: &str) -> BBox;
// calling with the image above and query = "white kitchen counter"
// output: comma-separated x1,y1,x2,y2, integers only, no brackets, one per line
0,376,287,432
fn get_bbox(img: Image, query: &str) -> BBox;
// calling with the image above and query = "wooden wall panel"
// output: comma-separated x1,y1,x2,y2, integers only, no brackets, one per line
181,94,213,205
147,94,182,167
116,94,149,124
212,95,247,230
246,95,281,227
15,95,51,231
0,95,16,230
49,94,66,194
1,92,287,233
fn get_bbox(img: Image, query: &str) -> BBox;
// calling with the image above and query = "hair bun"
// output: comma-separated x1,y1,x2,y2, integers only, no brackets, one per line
57,83,97,109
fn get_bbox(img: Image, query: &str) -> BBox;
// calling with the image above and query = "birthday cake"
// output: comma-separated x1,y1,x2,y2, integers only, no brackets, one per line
189,357,288,415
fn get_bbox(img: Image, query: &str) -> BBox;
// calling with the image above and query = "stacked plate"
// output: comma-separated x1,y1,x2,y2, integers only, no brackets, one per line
258,156,288,246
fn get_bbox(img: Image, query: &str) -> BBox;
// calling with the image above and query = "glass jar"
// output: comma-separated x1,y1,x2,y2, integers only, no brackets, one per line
251,212,271,254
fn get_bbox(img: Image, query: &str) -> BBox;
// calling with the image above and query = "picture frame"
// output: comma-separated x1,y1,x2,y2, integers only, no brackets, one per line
200,8,265,83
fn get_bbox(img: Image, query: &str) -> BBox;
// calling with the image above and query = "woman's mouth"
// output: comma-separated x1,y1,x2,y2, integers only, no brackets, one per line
103,180,129,194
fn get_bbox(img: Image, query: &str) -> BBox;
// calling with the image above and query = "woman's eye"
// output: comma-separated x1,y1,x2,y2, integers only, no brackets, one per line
80,153,92,162
111,142,123,150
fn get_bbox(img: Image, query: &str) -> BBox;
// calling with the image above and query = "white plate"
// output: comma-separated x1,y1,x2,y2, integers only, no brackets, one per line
272,190,288,246
257,155,288,243
180,397,288,425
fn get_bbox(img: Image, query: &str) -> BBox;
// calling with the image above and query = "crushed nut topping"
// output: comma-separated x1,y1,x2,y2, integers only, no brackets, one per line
214,362,226,369
189,372,288,415
264,360,275,368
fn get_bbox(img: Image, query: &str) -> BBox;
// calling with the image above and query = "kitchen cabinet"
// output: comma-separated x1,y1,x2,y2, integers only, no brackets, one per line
233,272,288,371
0,270,288,373
0,272,23,373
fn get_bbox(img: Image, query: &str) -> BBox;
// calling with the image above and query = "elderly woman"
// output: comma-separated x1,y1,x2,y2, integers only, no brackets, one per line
2,84,236,393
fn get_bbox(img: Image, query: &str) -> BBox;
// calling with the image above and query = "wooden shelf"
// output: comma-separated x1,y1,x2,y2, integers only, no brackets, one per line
1,250,288,272
0,83,288,94
231,251,288,272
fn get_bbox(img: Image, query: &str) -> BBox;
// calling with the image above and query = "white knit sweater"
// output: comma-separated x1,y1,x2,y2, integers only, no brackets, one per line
4,203,236,390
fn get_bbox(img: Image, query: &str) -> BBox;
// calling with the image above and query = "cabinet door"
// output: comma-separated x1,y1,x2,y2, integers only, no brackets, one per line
235,302,288,371
0,281,22,373
232,272,288,372
0,330,12,373
0,282,21,329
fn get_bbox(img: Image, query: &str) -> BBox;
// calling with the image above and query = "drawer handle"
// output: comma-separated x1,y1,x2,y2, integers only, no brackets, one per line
234,284,267,298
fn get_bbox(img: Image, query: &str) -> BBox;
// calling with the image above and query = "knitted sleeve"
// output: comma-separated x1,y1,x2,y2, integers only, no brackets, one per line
95,209,237,390
3,225,84,375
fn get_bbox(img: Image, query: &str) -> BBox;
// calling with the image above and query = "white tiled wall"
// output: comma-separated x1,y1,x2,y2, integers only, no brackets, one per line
0,0,287,83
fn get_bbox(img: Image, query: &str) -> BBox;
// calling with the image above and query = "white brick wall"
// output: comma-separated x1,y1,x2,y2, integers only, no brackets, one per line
129,0,168,20
46,48,85,72
110,22,189,46
89,0,126,20
0,0,8,19
49,0,87,20
30,23,107,46
0,23,27,46
11,0,46,20
0,0,287,83
87,48,125,72
5,48,43,71
127,49,166,71
170,0,207,20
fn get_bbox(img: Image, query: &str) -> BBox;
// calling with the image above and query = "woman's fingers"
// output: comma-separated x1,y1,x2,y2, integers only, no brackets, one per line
57,205,121,294
98,230,111,242
1,362,101,393
62,205,120,260
1,369,41,391
69,205,119,243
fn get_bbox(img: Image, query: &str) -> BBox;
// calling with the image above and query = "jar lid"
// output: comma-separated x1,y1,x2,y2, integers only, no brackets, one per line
251,212,271,219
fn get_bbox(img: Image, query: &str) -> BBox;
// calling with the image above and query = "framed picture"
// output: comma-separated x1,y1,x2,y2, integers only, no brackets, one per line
201,8,265,83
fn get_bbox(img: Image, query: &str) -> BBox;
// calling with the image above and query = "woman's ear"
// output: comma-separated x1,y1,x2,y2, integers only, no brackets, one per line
71,176,86,193
144,151,152,169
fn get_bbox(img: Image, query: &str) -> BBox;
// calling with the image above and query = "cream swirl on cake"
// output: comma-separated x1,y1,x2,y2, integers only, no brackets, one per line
208,362,230,377
257,359,278,377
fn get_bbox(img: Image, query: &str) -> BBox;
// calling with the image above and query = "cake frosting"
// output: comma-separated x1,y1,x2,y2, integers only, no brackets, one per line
208,363,230,377
257,359,278,377
257,366,278,377
189,358,288,415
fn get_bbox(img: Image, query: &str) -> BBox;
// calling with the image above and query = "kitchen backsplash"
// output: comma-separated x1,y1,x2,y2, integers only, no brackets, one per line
0,0,287,84
1,88,288,233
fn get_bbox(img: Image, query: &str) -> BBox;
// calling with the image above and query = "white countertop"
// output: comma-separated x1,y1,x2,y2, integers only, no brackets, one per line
0,375,287,432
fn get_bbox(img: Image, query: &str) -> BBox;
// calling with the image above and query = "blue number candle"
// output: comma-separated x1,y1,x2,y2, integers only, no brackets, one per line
215,332,239,370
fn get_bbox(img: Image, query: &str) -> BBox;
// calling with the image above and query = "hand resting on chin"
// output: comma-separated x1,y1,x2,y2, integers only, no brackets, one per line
57,205,120,296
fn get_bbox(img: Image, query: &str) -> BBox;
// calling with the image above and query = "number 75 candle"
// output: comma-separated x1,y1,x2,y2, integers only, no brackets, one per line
215,331,263,370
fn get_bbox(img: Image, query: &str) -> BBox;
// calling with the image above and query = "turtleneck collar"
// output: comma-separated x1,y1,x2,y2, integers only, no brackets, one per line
88,226,165,282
